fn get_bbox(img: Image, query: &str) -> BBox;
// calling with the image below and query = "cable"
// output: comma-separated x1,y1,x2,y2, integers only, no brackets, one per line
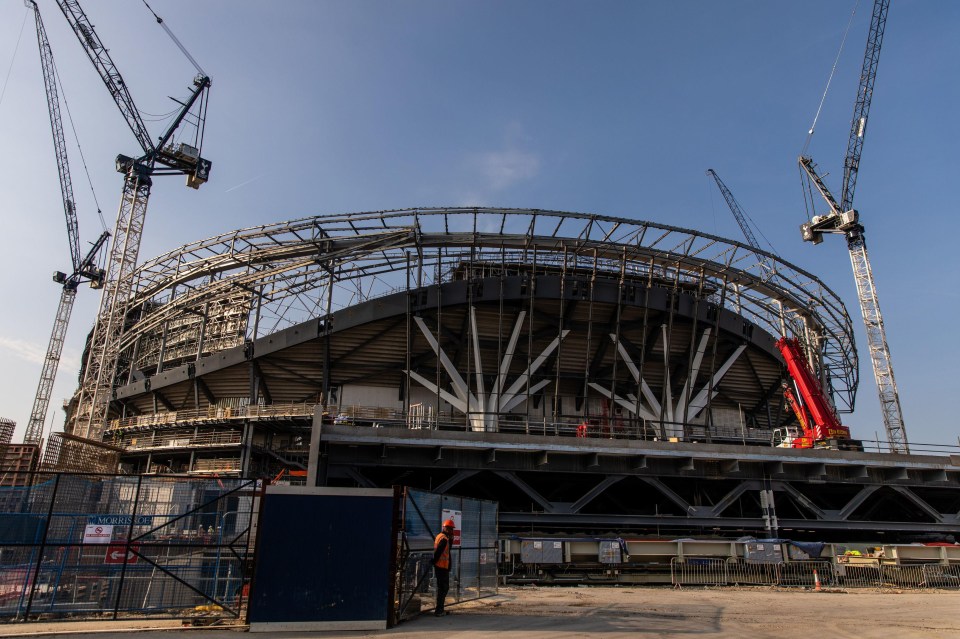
140,0,207,77
0,9,30,110
53,59,108,233
801,0,860,156
742,207,779,257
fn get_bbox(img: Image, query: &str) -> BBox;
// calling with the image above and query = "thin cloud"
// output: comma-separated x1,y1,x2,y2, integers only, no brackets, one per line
453,192,489,208
475,149,541,191
0,337,46,365
0,337,81,371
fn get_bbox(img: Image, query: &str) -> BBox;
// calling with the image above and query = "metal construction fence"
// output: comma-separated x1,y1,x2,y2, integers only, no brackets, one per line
394,488,497,622
671,558,960,591
0,471,261,622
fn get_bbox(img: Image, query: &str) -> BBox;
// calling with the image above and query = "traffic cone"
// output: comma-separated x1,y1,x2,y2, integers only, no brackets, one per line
813,569,822,591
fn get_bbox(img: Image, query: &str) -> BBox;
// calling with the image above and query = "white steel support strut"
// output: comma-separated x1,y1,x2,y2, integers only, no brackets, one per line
408,308,567,431
589,331,745,435
848,236,907,452
73,171,151,440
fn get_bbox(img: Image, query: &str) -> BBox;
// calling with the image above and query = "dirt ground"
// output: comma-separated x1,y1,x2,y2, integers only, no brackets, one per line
1,586,958,639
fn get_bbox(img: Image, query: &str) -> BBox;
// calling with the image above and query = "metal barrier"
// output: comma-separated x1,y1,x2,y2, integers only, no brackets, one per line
921,564,960,590
834,560,882,589
726,559,778,586
670,557,727,587
878,564,927,590
0,472,260,622
393,488,498,623
777,561,834,588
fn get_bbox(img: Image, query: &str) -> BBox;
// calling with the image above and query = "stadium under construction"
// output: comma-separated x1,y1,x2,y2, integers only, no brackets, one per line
26,208,955,543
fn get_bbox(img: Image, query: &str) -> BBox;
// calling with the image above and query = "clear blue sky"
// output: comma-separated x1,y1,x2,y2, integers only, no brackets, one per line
0,1,957,447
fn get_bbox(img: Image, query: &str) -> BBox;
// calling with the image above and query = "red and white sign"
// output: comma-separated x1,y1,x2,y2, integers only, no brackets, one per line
104,544,139,565
83,524,113,544
441,508,462,547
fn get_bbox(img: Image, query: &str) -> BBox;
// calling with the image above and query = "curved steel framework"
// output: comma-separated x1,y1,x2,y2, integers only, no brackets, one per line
70,208,858,440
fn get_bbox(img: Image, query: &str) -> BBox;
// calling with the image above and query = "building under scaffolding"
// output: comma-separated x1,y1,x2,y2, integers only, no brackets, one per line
55,209,959,541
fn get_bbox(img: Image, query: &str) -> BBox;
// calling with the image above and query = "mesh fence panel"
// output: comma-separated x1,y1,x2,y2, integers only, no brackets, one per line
921,564,960,590
0,472,259,622
395,488,497,620
880,564,927,590
725,559,778,586
834,560,881,588
670,557,727,587
776,561,835,588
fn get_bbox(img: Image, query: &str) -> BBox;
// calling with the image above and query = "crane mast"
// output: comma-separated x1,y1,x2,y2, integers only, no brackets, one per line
53,0,211,442
798,0,906,453
24,1,109,446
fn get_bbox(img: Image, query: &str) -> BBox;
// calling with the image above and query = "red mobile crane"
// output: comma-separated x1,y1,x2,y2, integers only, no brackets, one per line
774,337,860,449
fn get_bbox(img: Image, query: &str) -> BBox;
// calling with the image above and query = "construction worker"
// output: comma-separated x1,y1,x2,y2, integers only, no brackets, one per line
431,519,455,616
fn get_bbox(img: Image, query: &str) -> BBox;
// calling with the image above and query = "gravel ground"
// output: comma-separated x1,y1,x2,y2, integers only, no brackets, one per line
1,586,958,639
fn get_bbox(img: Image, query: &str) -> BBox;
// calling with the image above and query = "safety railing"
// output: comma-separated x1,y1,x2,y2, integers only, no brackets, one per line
776,561,835,588
104,402,960,456
879,564,928,590
670,558,728,587
106,402,318,433
725,558,779,586
921,564,960,589
834,559,882,589
117,430,243,451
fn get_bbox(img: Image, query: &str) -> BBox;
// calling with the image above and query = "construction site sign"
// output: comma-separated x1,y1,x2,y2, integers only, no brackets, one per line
104,544,139,564
441,508,462,547
83,524,113,544
87,515,152,526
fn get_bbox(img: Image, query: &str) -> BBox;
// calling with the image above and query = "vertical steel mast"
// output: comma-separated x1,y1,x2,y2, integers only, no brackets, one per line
798,0,906,453
54,0,211,442
24,1,109,445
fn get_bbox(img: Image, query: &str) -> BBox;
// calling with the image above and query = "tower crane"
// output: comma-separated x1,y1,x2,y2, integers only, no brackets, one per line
797,0,907,453
706,169,777,282
24,0,110,446
53,0,212,442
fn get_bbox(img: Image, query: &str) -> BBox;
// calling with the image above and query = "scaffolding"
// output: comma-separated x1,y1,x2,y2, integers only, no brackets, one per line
41,433,122,474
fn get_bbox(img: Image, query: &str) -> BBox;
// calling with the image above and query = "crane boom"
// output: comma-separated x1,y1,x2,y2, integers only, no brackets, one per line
776,338,850,441
56,1,212,442
53,0,153,155
798,0,907,453
706,169,776,281
842,0,889,212
24,1,109,446
30,1,80,271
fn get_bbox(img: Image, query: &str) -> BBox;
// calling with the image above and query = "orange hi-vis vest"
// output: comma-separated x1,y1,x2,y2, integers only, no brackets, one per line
434,532,450,569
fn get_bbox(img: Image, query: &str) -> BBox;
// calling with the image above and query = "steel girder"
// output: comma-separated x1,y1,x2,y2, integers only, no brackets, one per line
316,425,960,539
111,209,857,413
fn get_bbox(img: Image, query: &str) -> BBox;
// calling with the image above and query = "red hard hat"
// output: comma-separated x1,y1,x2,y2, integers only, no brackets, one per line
442,519,455,528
